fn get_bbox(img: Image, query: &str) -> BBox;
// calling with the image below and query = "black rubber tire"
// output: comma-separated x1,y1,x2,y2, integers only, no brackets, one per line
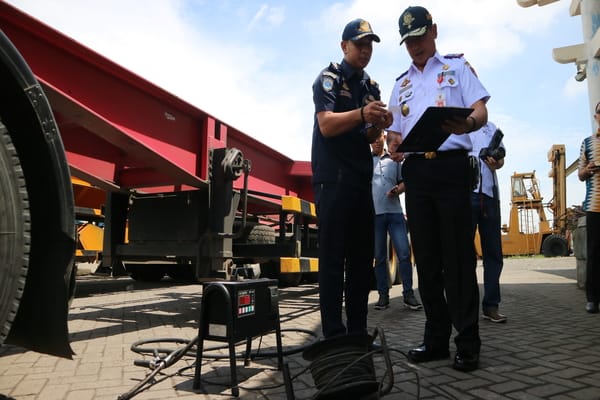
245,223,276,245
541,234,568,257
243,224,302,287
0,122,30,346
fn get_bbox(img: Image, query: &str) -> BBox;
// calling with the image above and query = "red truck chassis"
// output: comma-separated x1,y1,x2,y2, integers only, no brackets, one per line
0,2,317,356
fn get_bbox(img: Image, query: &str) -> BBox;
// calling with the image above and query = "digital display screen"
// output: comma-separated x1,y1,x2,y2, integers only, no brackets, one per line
238,294,251,306
237,289,255,317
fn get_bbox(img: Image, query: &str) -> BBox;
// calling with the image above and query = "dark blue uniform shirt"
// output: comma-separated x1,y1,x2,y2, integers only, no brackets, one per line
311,59,382,187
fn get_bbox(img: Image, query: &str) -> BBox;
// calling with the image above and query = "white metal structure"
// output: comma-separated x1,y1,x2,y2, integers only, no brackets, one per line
518,0,600,128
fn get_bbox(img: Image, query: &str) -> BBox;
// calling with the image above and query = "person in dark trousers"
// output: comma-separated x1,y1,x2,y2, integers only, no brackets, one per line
578,101,600,314
387,6,489,372
469,121,507,323
371,131,421,311
311,18,393,338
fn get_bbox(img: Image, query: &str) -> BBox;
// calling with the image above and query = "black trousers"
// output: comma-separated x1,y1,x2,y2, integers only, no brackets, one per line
586,211,600,303
403,152,480,354
314,182,374,338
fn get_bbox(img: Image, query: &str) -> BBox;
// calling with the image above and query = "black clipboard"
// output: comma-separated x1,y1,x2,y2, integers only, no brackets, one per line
397,106,473,152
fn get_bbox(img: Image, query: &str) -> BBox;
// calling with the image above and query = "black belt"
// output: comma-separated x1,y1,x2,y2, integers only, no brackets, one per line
408,150,468,160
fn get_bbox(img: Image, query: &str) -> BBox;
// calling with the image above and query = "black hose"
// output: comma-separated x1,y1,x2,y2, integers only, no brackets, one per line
120,326,455,400
119,327,318,399
129,327,318,360
118,336,198,400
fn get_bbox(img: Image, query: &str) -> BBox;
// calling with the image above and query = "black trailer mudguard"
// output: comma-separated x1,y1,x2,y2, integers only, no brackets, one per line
0,29,75,358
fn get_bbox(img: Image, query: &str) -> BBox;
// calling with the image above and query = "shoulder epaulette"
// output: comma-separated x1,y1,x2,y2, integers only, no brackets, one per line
444,53,464,59
322,70,339,79
465,61,478,77
328,62,342,73
395,70,409,81
323,62,341,80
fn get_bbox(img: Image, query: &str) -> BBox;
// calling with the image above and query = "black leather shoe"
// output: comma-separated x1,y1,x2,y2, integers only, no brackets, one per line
407,344,450,363
586,302,599,314
453,351,479,372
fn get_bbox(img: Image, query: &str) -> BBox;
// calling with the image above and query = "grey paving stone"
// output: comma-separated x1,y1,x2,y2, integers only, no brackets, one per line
2,256,600,399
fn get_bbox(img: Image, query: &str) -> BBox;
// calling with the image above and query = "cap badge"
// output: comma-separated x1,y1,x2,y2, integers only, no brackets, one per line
402,12,415,30
359,20,371,33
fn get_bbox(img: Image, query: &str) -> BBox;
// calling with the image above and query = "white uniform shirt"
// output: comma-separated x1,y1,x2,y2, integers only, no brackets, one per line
388,51,490,152
469,121,505,199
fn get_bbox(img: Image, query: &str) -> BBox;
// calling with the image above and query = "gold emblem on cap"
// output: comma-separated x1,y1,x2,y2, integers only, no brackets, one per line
401,103,409,116
403,12,415,30
359,20,372,33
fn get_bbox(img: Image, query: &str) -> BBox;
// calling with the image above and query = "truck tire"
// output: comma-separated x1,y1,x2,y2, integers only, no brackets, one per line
242,223,302,287
0,123,30,346
1,28,75,357
542,234,568,257
245,223,276,245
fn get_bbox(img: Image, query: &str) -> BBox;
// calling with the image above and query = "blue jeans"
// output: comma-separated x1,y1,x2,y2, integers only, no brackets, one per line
374,212,414,297
471,192,503,311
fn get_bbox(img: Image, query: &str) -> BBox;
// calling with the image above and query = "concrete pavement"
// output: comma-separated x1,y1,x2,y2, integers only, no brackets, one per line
1,256,600,399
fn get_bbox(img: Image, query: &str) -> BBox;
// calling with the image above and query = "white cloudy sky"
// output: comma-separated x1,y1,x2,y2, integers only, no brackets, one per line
3,0,596,226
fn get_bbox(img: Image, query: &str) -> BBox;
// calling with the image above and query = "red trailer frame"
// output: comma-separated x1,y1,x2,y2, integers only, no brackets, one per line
0,2,317,285
0,2,313,201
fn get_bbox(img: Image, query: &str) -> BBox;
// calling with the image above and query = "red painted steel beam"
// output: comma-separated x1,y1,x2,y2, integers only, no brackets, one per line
0,2,313,201
41,80,206,190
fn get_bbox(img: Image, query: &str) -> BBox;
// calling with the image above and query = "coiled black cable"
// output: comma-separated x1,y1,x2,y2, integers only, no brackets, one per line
129,327,318,360
303,327,393,400
309,349,378,398
118,327,318,400
119,326,462,400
